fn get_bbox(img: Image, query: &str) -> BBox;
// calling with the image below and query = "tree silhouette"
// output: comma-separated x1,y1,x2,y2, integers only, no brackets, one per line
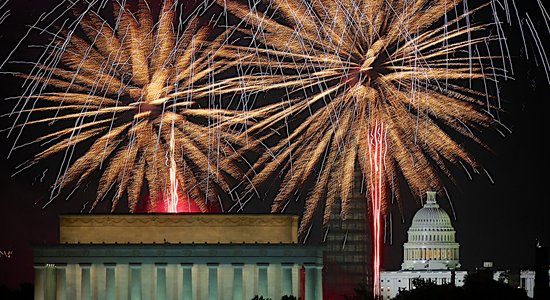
393,273,530,300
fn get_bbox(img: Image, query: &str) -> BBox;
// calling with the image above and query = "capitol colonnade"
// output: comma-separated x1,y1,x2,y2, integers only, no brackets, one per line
404,247,459,261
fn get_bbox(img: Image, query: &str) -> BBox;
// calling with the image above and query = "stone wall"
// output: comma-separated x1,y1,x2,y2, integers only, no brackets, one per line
59,214,299,244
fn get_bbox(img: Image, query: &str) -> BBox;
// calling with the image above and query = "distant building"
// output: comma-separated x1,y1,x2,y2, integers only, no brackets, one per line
521,270,537,298
534,244,549,299
472,261,516,286
520,269,550,298
380,191,467,300
34,214,324,300
520,244,550,299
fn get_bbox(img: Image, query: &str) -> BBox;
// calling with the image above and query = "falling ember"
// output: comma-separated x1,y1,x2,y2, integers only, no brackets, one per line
167,129,179,213
168,164,180,213
368,121,386,297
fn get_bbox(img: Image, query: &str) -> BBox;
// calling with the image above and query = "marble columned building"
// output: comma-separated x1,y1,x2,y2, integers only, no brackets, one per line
380,191,466,300
34,214,323,300
401,191,460,271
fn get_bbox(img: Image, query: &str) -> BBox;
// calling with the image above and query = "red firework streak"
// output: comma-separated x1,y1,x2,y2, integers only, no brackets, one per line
164,129,200,213
168,163,180,213
368,121,386,297
165,163,202,213
135,166,202,213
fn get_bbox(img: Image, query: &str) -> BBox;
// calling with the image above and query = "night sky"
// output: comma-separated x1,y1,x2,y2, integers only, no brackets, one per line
1,0,549,290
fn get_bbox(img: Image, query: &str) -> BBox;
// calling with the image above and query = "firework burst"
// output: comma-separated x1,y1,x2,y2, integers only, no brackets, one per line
7,0,245,212
217,0,508,294
219,0,500,233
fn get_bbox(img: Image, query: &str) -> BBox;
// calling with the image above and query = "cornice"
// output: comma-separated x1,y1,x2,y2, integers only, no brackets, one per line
60,214,298,227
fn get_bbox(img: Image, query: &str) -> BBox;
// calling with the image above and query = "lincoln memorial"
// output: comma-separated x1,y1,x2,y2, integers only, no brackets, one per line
33,214,323,300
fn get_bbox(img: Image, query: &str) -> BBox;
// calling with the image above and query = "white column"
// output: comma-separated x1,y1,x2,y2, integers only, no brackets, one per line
156,263,167,300
34,264,46,300
66,264,78,300
116,264,129,300
44,265,57,300
232,263,244,300
56,264,67,300
140,264,154,300
130,263,142,300
243,264,256,300
220,264,233,300
292,265,300,297
80,264,91,300
207,263,219,300
104,264,116,300
268,264,282,300
166,264,177,300
194,264,208,300
181,264,193,300
314,265,322,300
281,263,293,296
91,264,104,300
257,263,269,297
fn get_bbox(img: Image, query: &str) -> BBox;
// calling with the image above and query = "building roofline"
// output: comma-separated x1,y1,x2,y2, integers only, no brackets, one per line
59,213,300,217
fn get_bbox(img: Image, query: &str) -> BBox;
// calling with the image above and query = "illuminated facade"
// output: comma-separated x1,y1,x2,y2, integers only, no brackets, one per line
380,191,466,300
401,191,460,271
34,214,324,300
520,270,550,298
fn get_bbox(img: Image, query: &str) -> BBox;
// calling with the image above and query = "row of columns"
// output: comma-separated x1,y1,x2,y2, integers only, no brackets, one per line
411,233,454,242
35,262,322,300
405,248,459,260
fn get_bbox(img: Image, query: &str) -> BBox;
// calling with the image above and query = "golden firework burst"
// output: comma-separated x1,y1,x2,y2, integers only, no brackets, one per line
217,0,501,233
11,0,246,211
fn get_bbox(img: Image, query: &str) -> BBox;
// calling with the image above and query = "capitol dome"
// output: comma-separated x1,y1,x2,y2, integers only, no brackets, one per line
401,191,460,270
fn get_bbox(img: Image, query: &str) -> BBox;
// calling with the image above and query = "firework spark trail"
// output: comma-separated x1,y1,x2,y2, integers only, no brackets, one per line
525,14,550,83
212,0,544,295
217,0,503,229
511,0,528,61
538,0,550,34
0,0,9,25
168,127,180,213
368,121,386,297
5,0,543,236
2,0,550,293
4,0,250,212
